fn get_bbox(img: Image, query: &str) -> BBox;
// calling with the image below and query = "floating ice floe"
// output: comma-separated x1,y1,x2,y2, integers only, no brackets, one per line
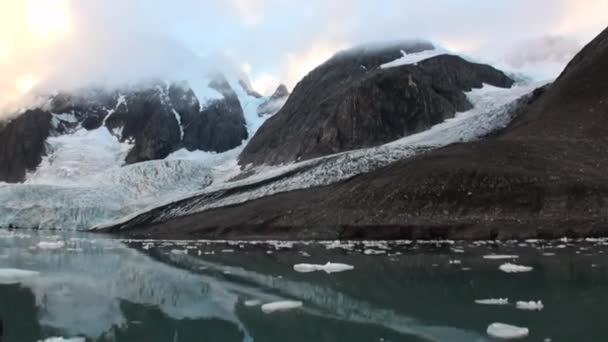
244,299,262,307
499,263,533,273
449,260,462,265
37,241,65,250
261,300,303,314
487,323,529,339
364,249,387,255
293,262,354,274
170,249,188,255
38,337,85,342
483,255,519,260
0,268,40,284
475,298,509,305
516,300,544,311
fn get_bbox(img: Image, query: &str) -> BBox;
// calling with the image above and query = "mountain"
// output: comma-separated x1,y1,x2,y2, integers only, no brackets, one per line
0,109,52,183
256,84,290,117
103,27,608,240
239,42,513,167
0,75,250,183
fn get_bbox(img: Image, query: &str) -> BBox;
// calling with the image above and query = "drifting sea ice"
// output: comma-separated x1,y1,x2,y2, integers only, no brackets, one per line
293,262,354,274
516,300,544,311
261,300,303,314
499,263,534,273
483,255,519,260
37,241,66,250
486,323,529,339
38,338,85,342
475,298,509,305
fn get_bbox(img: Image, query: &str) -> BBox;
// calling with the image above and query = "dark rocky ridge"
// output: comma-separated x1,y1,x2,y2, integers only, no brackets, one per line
111,27,608,240
239,42,513,166
0,110,52,183
256,84,290,117
0,76,249,183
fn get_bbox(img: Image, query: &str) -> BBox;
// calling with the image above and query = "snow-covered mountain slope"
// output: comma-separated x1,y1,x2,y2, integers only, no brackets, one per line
99,79,544,231
1,44,554,231
0,76,270,230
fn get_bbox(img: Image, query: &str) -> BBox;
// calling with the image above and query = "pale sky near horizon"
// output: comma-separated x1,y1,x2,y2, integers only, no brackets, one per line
0,0,607,113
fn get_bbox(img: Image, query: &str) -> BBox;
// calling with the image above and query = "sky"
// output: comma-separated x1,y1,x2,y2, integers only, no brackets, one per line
0,0,607,116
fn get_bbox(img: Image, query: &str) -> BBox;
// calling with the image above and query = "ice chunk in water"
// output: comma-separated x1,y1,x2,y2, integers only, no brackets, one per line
261,300,303,314
516,300,544,311
37,241,65,250
38,338,85,342
244,299,262,307
293,262,354,274
475,298,509,305
499,263,533,273
487,323,529,339
0,268,40,284
483,255,519,260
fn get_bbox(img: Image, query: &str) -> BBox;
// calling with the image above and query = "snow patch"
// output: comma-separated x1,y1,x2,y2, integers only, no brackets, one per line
380,47,451,69
172,109,184,140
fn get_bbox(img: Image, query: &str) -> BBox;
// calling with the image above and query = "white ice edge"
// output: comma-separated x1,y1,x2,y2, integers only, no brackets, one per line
499,263,534,273
475,298,509,305
487,323,529,339
261,300,303,314
516,300,544,311
293,262,354,274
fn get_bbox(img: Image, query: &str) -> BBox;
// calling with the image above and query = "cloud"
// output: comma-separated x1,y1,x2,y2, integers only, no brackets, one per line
1,0,607,118
283,41,349,89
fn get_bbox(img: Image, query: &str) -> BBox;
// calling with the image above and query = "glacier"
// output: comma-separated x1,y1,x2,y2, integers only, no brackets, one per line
0,76,269,230
0,49,552,231
98,79,544,231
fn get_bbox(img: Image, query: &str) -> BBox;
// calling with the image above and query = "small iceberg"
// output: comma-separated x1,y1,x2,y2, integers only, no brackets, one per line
37,241,65,250
483,255,519,260
516,300,544,311
0,268,40,284
261,300,303,314
244,299,262,307
499,263,533,273
487,323,529,339
475,298,509,305
38,338,85,342
293,262,354,274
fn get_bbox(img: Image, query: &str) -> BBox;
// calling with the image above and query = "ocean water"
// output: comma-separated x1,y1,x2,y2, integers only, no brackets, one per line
0,230,606,341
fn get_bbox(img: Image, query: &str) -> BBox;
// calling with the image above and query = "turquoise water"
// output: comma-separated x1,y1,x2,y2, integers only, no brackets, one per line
0,230,607,341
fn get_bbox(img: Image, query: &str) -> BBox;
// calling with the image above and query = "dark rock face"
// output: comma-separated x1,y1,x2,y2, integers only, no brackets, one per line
105,83,183,163
49,89,118,132
240,43,513,166
0,110,52,183
256,84,290,117
109,27,608,241
181,75,248,153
